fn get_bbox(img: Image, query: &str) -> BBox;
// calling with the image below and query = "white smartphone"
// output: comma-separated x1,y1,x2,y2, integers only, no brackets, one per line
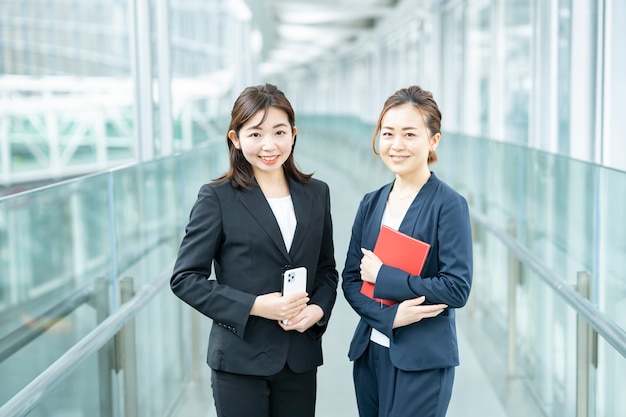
282,267,307,324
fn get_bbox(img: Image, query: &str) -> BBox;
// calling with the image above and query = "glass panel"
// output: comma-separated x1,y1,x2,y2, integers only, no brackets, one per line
0,0,135,192
434,129,625,417
169,0,238,153
465,1,493,136
441,5,465,132
556,0,572,154
0,176,111,405
597,167,626,416
504,0,531,144
16,337,108,417
0,142,225,415
603,0,626,171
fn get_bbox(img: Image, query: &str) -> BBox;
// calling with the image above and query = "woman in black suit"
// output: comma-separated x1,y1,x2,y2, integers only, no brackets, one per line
171,83,338,417
342,86,473,417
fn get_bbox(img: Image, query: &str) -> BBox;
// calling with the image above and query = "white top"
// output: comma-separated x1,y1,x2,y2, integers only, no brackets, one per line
370,202,406,348
267,195,297,252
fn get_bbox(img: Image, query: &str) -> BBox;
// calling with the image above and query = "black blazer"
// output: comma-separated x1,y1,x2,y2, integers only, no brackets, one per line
171,176,338,376
342,173,473,371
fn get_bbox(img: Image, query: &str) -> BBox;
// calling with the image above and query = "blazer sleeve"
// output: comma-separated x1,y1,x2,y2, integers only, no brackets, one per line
375,192,473,308
341,197,398,338
170,184,256,339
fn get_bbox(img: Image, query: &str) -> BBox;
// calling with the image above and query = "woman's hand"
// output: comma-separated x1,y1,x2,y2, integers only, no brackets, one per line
360,248,383,284
392,296,447,329
279,304,324,333
250,292,309,322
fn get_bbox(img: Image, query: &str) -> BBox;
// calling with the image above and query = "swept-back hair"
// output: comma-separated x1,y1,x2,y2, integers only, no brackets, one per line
371,85,442,164
213,83,312,189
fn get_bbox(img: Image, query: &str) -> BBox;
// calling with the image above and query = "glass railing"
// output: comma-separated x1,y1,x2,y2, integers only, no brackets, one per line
433,132,626,417
0,142,224,417
297,115,626,417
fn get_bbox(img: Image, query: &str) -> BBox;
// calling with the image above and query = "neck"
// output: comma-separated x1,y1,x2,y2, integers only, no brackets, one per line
395,171,430,191
255,170,290,198
390,171,431,199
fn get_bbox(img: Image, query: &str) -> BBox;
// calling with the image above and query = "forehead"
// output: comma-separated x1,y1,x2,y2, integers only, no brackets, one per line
244,106,290,128
381,104,426,129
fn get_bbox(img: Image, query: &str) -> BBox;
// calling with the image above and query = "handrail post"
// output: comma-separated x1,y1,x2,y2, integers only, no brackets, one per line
0,271,170,417
116,276,139,417
576,270,596,417
94,277,114,417
507,219,520,377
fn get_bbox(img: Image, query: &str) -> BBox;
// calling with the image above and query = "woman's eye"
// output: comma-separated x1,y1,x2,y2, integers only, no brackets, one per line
381,132,392,137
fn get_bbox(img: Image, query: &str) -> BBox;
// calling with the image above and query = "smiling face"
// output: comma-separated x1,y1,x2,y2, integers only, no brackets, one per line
378,103,439,178
228,106,297,180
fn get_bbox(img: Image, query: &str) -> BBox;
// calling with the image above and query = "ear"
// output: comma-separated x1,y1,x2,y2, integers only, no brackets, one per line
292,126,298,137
228,130,240,149
430,132,441,150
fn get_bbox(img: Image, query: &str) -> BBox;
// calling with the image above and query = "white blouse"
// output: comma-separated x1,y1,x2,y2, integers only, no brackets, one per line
267,195,297,252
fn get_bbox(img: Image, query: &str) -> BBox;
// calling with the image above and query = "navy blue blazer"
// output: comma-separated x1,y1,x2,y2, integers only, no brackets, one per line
342,172,472,371
171,176,338,376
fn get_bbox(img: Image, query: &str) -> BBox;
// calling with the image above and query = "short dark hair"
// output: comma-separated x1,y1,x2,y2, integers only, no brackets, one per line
371,85,442,164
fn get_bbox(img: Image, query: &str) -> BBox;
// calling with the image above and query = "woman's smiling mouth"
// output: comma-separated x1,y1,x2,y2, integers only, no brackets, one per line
260,155,279,163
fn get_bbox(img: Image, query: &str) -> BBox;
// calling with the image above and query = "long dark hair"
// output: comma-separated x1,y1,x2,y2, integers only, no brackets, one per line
212,83,312,189
371,85,442,164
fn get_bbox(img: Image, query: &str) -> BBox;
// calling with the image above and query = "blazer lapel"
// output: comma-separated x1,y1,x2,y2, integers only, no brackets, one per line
399,173,437,236
287,177,311,256
365,182,393,248
238,184,291,260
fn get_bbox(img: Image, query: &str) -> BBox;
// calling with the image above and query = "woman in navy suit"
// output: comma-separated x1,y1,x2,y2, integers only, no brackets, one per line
342,86,473,417
171,83,338,417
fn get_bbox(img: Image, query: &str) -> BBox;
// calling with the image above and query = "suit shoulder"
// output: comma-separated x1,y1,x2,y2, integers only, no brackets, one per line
201,180,237,196
193,181,237,208
430,175,469,207
306,177,330,194
361,182,391,205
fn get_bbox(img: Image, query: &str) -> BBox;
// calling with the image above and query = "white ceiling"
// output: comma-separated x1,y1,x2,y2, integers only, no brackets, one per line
251,0,399,76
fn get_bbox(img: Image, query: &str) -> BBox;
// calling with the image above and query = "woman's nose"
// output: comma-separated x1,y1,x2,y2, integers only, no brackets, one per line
261,134,277,148
391,135,404,149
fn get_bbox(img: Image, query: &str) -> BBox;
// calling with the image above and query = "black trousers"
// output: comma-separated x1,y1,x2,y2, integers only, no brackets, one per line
211,365,317,417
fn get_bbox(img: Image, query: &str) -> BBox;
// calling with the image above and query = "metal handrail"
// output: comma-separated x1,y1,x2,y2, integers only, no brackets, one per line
0,234,175,365
0,270,170,417
0,283,94,364
470,207,626,359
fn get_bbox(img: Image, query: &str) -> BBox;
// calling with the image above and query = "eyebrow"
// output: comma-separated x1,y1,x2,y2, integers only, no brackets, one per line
245,123,289,130
381,126,419,131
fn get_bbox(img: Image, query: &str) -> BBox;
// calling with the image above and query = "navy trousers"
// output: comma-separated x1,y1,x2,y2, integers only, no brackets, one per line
353,341,455,417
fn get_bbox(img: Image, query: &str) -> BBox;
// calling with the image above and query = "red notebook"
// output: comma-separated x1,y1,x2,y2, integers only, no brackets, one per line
361,225,431,306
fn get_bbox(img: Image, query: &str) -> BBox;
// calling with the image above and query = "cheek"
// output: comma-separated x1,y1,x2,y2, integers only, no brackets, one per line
378,140,391,154
241,139,259,151
279,138,295,153
238,142,259,160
